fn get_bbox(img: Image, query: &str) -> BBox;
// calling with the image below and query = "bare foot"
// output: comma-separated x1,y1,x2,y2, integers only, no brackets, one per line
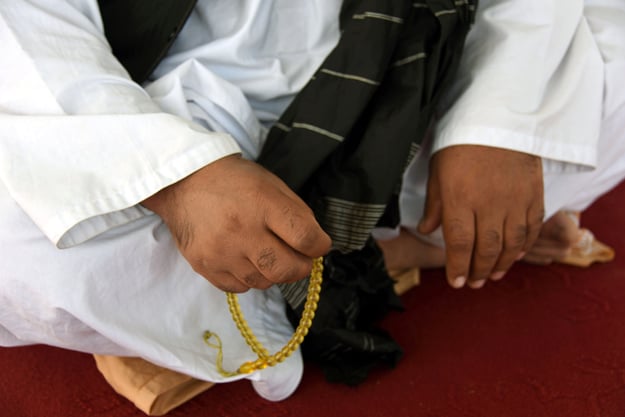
523,211,582,265
376,228,446,272
524,210,615,267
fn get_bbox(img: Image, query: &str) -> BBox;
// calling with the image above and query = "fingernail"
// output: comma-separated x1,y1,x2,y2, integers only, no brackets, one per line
452,276,466,288
490,271,505,281
516,251,526,261
468,279,486,289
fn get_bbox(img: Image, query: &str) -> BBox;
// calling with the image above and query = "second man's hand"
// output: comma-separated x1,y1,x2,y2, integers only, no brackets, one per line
418,145,545,289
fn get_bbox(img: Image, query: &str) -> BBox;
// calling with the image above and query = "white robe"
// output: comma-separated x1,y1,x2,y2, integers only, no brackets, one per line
377,0,625,245
1,0,624,400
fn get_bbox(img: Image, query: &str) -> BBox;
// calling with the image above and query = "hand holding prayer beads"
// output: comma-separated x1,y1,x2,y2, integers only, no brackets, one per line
142,155,331,293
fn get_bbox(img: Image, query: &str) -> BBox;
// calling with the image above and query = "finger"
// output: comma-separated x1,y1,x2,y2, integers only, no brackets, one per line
467,279,487,289
230,259,275,290
205,271,250,293
490,215,528,281
442,209,475,289
418,170,442,235
249,237,314,284
523,200,545,253
469,215,503,283
264,192,332,258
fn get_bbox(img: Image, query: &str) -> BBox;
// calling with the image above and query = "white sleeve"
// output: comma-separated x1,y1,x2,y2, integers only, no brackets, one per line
584,0,625,119
433,0,604,173
0,0,241,248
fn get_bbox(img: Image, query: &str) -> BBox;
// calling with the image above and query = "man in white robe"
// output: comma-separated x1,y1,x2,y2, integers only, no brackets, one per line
0,0,624,401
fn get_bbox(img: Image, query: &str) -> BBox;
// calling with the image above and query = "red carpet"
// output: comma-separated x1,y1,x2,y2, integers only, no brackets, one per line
2,181,625,417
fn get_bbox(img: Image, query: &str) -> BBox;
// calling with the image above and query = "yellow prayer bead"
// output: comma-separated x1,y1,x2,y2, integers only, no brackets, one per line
209,256,323,377
238,362,257,374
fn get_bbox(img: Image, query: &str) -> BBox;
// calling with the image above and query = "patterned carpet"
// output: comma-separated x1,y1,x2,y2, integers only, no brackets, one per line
2,181,624,417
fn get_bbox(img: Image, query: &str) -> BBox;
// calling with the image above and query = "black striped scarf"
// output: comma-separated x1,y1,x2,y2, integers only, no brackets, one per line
257,0,477,384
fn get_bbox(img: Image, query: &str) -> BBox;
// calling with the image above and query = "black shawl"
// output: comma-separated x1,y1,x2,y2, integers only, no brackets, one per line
257,0,477,384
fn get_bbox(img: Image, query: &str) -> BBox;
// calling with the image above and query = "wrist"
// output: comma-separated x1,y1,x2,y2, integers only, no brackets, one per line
141,183,178,220
141,154,241,218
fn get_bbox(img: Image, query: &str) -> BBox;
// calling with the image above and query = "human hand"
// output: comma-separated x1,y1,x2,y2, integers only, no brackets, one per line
142,154,332,292
418,145,544,289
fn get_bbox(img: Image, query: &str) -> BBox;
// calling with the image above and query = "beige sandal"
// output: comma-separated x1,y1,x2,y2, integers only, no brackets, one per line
389,268,421,295
559,228,615,267
94,355,214,416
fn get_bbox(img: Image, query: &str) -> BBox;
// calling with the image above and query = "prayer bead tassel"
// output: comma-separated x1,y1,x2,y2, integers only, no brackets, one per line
205,257,324,377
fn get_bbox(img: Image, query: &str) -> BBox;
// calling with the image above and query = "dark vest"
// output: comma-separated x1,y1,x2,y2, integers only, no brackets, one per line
97,0,197,83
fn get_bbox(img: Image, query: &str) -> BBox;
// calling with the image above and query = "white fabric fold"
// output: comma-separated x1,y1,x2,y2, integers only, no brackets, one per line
0,0,242,247
433,0,604,172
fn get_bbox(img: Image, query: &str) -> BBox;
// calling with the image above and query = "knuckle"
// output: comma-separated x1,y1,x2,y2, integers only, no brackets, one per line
291,222,319,252
483,229,502,245
280,203,294,219
531,209,546,225
276,259,312,283
507,225,528,249
256,247,277,272
447,217,468,235
279,204,319,250
244,272,273,290
242,272,262,288
447,238,473,253
476,230,502,259
296,259,314,280
445,219,473,252
476,247,500,260
208,272,249,293
254,249,310,283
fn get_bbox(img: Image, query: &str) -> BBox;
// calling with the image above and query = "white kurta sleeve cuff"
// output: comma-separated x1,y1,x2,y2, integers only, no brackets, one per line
0,113,241,248
432,0,604,173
